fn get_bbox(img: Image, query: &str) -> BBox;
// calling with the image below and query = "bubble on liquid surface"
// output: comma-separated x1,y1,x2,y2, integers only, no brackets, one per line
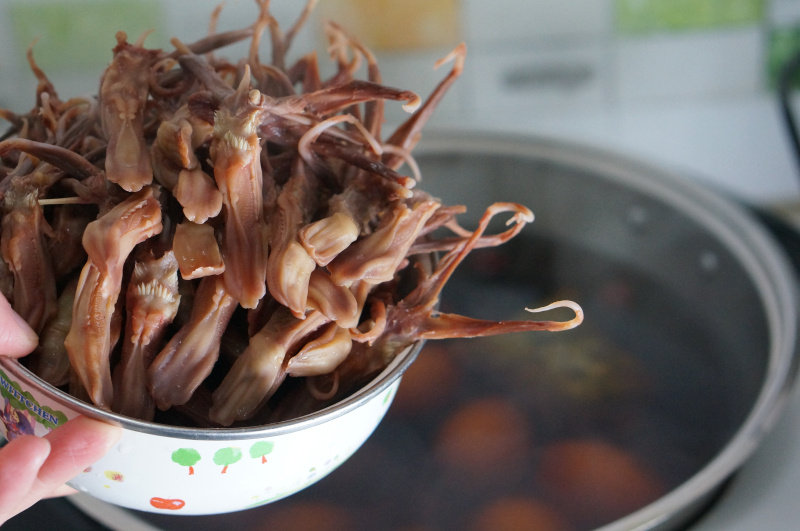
699,251,719,274
626,205,648,230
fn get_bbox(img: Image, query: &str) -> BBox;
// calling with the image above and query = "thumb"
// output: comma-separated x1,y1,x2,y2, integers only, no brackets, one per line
0,294,38,358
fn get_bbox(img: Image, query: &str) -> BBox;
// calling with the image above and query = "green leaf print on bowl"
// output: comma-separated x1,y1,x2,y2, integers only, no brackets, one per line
170,441,275,476
249,441,274,464
172,448,202,475
214,447,243,474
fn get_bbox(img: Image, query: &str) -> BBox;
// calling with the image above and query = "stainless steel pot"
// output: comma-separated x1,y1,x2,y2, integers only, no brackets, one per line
414,132,800,530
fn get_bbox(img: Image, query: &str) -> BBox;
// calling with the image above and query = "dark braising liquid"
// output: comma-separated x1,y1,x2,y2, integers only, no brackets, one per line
135,232,747,530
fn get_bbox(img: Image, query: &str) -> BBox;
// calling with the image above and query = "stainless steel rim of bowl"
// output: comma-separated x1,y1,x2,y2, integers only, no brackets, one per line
0,341,423,441
416,131,800,531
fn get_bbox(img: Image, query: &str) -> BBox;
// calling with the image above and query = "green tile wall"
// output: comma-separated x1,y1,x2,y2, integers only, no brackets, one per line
9,0,165,72
616,0,765,33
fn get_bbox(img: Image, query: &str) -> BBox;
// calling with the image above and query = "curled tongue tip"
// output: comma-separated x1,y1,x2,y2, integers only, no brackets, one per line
401,94,422,113
525,300,584,330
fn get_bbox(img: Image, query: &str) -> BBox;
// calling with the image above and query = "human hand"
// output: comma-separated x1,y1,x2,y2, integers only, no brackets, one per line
0,294,121,525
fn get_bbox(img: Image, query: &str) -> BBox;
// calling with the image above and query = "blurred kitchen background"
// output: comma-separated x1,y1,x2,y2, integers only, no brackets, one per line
0,0,799,205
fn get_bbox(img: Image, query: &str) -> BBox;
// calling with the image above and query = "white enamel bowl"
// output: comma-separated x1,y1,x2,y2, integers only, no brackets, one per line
0,341,421,515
